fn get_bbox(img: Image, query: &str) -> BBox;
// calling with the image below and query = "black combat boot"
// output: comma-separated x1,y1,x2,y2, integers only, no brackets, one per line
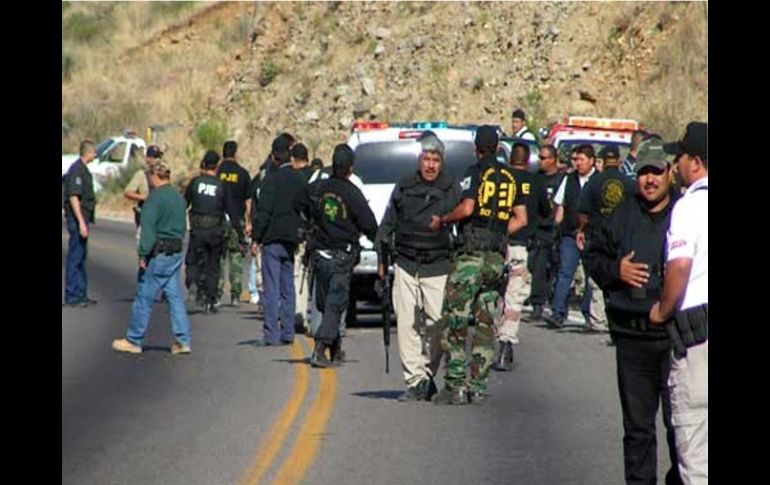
529,304,544,321
432,385,468,405
330,338,346,363
310,341,339,368
493,341,514,372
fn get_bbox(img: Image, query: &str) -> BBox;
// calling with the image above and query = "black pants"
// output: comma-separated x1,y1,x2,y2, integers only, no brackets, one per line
529,234,557,306
313,249,356,345
186,227,225,305
615,336,682,485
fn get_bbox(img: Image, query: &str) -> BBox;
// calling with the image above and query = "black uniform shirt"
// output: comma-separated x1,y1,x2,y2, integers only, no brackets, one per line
63,159,96,223
294,176,378,251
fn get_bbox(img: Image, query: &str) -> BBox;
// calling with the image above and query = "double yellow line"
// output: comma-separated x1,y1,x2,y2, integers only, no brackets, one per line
64,230,340,483
241,337,339,485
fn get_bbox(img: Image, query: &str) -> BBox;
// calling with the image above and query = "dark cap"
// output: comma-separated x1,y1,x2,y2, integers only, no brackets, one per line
598,145,620,159
664,122,708,160
635,139,669,173
272,136,291,154
474,125,499,151
511,109,526,120
291,143,309,161
201,150,220,169
332,144,355,176
146,145,162,159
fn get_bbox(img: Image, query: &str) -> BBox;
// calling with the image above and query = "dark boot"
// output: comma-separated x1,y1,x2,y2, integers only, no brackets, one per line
310,341,339,368
493,341,514,372
432,385,468,405
529,304,544,321
330,338,346,363
398,379,430,402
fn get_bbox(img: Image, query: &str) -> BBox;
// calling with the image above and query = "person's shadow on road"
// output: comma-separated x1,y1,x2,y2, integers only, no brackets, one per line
350,390,402,401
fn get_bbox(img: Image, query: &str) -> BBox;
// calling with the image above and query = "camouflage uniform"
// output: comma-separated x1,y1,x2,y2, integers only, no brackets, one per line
218,220,244,302
437,135,524,397
441,250,506,392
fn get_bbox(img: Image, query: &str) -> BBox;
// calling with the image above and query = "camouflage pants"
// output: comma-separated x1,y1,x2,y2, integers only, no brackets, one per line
218,221,244,302
440,250,505,392
496,245,530,345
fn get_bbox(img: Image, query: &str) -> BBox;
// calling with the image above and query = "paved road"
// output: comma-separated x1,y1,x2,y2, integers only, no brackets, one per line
62,219,674,485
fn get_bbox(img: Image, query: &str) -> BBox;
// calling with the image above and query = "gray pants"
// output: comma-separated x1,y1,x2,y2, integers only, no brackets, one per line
669,340,708,484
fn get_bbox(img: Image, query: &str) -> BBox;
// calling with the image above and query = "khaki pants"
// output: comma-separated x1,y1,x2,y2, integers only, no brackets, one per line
497,245,530,345
585,275,608,329
669,340,708,485
393,264,446,387
293,241,309,325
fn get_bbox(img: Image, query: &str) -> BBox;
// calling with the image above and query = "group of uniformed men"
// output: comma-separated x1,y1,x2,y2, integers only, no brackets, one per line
63,112,707,485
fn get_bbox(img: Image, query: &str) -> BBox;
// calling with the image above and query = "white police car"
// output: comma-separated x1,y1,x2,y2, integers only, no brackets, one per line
345,121,500,319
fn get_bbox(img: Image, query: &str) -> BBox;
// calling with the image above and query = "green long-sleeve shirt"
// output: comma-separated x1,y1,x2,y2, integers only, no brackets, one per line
138,184,187,258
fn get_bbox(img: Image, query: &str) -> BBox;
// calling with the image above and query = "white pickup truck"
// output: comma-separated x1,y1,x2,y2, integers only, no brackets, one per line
61,133,147,193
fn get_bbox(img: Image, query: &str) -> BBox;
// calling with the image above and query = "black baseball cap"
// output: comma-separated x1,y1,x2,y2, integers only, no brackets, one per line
474,125,499,151
598,145,620,159
201,150,220,169
332,144,354,175
272,136,291,154
664,122,708,160
146,145,162,158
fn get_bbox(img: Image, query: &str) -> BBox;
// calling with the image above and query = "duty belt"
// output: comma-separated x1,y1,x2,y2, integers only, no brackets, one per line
152,238,183,256
190,213,223,229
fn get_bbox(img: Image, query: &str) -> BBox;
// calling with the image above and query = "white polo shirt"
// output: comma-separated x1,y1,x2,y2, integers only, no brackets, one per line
666,176,708,311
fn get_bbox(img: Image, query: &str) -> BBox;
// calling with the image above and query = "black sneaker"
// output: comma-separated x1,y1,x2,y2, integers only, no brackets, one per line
545,313,565,329
529,305,544,321
208,303,219,314
432,385,468,405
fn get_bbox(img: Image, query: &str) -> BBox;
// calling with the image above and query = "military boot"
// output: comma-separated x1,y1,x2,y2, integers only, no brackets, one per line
310,341,339,368
432,385,468,405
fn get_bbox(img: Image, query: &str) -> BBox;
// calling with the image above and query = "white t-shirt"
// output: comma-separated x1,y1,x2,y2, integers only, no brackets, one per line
553,168,595,206
666,176,708,310
515,126,537,141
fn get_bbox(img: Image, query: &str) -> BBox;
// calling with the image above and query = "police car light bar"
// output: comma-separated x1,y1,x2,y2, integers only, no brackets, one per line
412,121,448,129
399,130,426,139
352,121,390,131
565,116,639,131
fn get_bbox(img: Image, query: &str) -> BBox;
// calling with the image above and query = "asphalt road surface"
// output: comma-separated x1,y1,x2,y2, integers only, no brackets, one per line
62,219,674,485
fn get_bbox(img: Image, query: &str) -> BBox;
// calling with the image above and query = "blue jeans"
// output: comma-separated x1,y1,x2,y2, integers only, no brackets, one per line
262,243,296,343
551,236,591,318
127,253,191,347
248,256,257,296
64,212,89,304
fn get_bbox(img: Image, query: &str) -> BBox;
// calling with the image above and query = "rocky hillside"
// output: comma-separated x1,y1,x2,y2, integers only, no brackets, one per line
62,1,707,208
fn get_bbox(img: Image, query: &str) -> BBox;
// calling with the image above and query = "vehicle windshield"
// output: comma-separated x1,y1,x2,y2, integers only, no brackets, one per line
354,140,477,184
95,139,115,159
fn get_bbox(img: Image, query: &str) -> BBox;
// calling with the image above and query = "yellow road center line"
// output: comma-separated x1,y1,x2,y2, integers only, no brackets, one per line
241,339,311,485
271,337,338,485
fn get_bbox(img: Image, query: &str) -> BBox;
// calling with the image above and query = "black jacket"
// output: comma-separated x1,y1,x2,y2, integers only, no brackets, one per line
294,175,378,251
587,192,680,340
252,164,310,246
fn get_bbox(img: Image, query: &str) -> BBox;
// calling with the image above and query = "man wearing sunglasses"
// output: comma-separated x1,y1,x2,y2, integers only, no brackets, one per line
526,144,565,321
